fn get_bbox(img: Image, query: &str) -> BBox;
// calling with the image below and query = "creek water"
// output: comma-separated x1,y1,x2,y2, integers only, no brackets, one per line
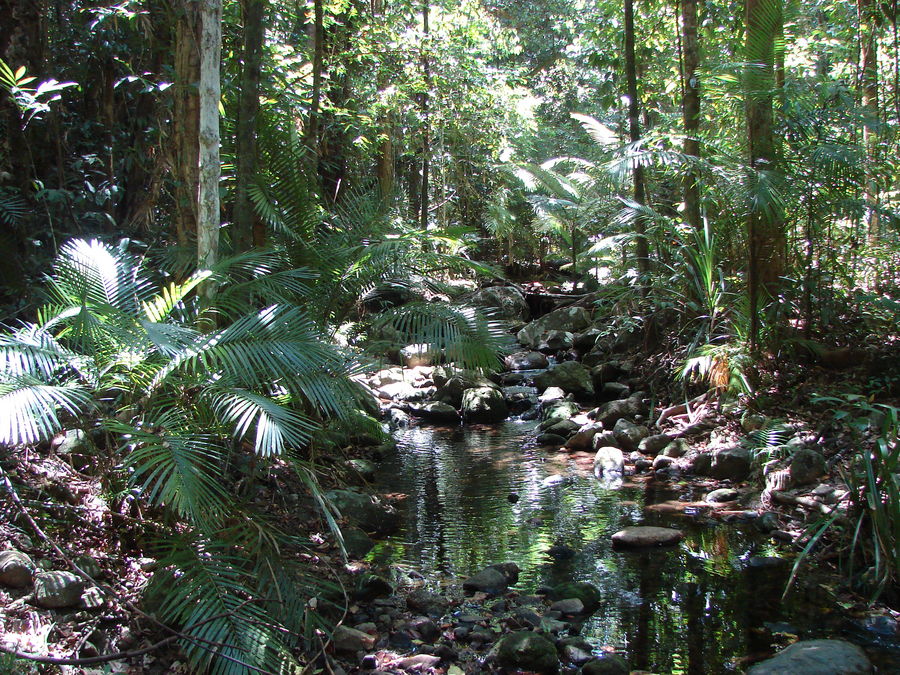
371,417,896,674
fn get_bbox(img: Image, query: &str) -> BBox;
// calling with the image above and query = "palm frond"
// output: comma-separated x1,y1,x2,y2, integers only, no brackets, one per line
0,376,92,445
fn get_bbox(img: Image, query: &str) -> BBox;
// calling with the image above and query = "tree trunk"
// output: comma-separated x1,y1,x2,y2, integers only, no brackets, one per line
624,0,650,279
233,0,265,251
305,0,323,184
419,0,431,230
745,0,785,347
681,0,702,230
173,0,201,248
859,0,881,242
197,0,222,269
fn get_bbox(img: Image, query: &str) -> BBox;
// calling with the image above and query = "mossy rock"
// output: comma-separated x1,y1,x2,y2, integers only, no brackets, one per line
551,581,602,613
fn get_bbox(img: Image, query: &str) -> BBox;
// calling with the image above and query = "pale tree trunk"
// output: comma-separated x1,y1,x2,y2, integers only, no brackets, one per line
198,0,222,269
859,0,881,242
234,0,266,251
746,0,785,348
681,0,702,230
419,0,431,230
374,0,395,200
305,0,323,182
624,0,650,280
173,0,201,248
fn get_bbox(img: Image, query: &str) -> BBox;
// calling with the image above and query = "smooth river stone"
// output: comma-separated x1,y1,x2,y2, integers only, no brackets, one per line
611,526,684,548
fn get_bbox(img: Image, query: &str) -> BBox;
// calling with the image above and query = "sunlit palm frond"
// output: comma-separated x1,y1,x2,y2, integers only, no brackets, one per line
0,375,93,444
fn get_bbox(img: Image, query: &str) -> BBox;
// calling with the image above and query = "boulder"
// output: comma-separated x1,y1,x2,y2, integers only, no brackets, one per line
542,400,580,424
470,286,530,322
790,447,827,485
376,381,420,400
551,581,602,612
534,362,594,399
462,386,508,422
612,418,649,452
495,631,559,673
325,489,400,535
652,455,675,470
33,571,85,609
539,386,567,403
516,306,592,349
341,527,375,559
400,343,438,368
407,401,460,424
706,488,739,503
538,330,575,352
565,424,602,450
573,328,602,351
581,655,630,674
542,418,580,435
597,382,630,402
332,625,377,653
595,395,647,427
406,589,449,616
638,434,673,455
537,433,569,447
611,526,683,548
591,430,619,450
550,598,584,615
709,445,752,481
434,375,484,407
0,550,35,588
594,447,625,476
345,458,377,481
662,438,690,457
463,563,519,595
505,350,549,371
746,639,873,674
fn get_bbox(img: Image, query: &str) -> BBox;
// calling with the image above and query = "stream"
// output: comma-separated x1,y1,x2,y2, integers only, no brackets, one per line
370,417,898,674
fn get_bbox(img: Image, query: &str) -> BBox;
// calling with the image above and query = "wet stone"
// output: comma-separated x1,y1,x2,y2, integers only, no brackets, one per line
611,526,683,549
495,630,559,673
581,654,630,674
550,598,585,615
706,488,739,503
746,638,873,674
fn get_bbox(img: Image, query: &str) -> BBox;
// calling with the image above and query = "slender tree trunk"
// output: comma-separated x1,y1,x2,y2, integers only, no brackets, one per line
197,0,222,269
681,0,702,230
305,0,323,183
859,0,881,242
624,0,650,279
419,0,431,230
173,0,201,248
372,0,394,201
745,0,785,348
233,0,265,251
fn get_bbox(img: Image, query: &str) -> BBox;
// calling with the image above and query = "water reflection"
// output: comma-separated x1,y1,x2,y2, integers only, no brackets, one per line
372,420,867,673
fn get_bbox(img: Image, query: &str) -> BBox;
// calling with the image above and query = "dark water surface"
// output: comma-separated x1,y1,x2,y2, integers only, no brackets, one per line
371,419,896,674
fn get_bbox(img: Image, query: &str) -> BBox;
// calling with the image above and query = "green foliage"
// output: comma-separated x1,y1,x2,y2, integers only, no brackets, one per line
0,238,362,673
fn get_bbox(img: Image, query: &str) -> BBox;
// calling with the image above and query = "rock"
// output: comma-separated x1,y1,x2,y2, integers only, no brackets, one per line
537,433,569,447
663,438,690,457
652,455,675,470
594,447,625,476
551,581,602,612
542,400,580,424
741,412,768,432
332,625,377,653
434,375,480,407
505,350,549,371
746,639,873,674
534,362,595,399
325,489,400,535
790,447,827,485
539,330,575,352
565,424,602,450
345,458,377,481
562,643,594,666
550,598,585,615
542,418,581,435
634,458,652,472
341,527,374,559
462,563,519,595
406,590,449,617
612,418,649,452
407,616,441,642
687,452,712,475
595,395,647,427
80,586,105,610
407,401,461,424
709,445,752,481
354,574,393,601
591,431,619,450
755,512,781,533
581,655,630,674
494,631,559,673
638,434,672,455
462,386,508,422
0,550,35,588
470,286,530,322
33,571,85,609
376,381,420,400
597,382,630,402
539,386,567,403
611,526,683,549
517,307,592,349
706,488,739,503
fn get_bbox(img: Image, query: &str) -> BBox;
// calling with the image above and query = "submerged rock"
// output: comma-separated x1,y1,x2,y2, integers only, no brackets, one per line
494,630,559,673
611,526,683,549
550,581,602,612
746,639,873,674
462,562,519,595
